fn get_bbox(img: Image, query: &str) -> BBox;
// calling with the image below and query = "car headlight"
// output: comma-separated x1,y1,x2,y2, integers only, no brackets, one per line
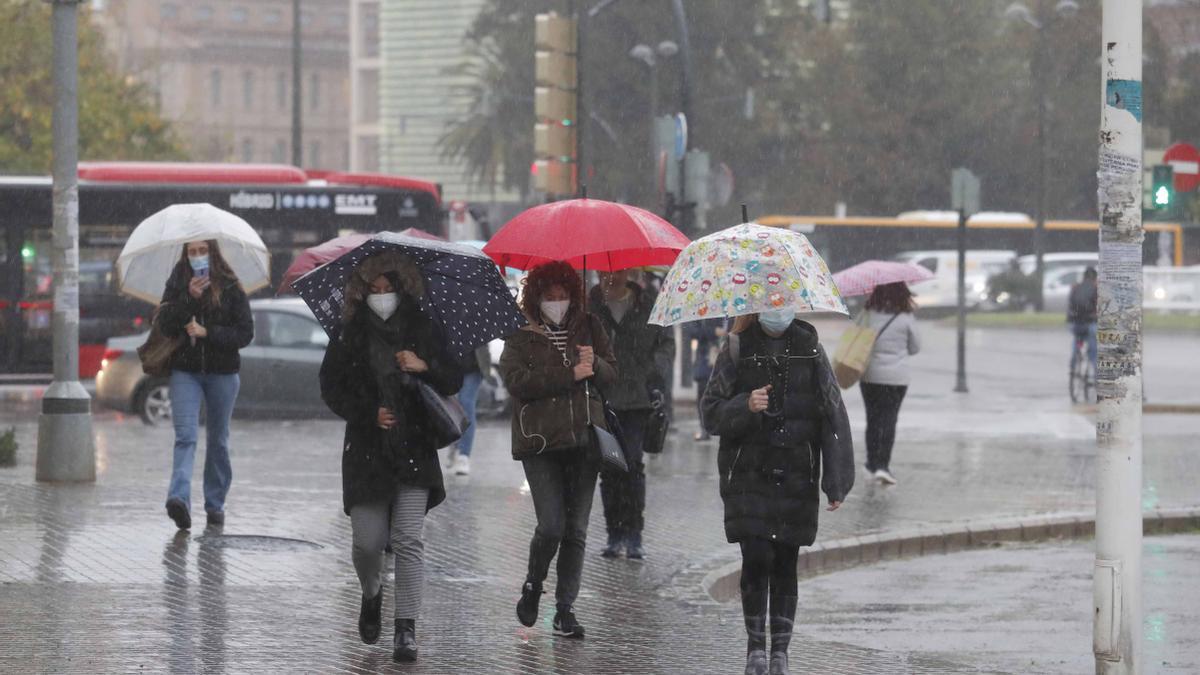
1154,287,1167,300
973,281,986,293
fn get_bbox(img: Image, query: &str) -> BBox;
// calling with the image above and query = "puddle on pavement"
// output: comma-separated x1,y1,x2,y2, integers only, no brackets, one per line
191,534,323,552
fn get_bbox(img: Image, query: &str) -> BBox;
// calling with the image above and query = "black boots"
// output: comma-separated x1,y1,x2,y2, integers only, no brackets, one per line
552,604,585,639
165,498,191,530
625,531,645,559
768,594,797,675
357,590,382,644
600,531,624,558
516,581,543,627
393,619,417,662
742,586,768,675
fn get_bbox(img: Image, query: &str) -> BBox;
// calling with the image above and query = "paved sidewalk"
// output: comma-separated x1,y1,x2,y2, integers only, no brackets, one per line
1,318,1197,673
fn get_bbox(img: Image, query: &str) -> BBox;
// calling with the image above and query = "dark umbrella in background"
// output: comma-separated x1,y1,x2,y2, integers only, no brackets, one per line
291,232,525,358
277,228,445,295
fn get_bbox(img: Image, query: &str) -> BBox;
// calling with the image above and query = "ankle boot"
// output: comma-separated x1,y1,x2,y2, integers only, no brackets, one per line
600,530,624,558
357,590,382,644
625,531,645,559
393,619,417,662
742,587,768,675
768,594,797,674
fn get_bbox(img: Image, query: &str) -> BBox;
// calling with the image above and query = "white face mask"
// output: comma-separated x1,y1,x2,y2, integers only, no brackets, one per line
367,292,400,321
540,300,571,326
759,310,795,335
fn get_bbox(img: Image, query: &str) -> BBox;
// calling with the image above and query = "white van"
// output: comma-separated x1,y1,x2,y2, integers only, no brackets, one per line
1018,252,1098,276
892,249,1017,309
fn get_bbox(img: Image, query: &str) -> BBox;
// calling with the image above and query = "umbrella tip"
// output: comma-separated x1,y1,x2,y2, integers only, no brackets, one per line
580,184,588,199
741,204,749,223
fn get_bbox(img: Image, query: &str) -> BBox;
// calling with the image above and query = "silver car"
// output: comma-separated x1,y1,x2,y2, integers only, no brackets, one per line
96,297,510,424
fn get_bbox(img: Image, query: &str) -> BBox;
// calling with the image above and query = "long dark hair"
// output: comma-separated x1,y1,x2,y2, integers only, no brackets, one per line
520,261,584,325
865,282,916,314
176,240,238,309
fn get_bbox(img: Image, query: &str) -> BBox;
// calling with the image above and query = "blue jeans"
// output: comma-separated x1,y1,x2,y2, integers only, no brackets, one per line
1070,322,1098,370
168,371,240,514
455,371,483,457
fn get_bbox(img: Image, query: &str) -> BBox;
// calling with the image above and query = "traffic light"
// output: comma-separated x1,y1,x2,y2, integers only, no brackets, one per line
1152,164,1174,210
534,12,577,196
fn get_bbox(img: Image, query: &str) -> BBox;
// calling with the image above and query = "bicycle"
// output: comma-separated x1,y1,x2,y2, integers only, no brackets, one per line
1069,332,1096,405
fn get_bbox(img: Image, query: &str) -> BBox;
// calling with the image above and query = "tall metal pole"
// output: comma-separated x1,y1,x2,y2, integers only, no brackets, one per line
670,0,694,234
955,208,969,393
1033,33,1047,311
1094,0,1143,671
291,0,303,166
37,0,94,483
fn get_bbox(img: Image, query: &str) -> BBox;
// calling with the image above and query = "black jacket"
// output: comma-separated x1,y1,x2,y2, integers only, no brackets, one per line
319,307,464,515
1067,281,1098,324
157,264,254,374
701,321,854,546
588,283,675,411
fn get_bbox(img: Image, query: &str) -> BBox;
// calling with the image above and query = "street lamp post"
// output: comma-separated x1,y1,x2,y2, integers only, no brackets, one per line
630,41,679,193
37,0,94,483
1006,0,1079,311
292,0,303,166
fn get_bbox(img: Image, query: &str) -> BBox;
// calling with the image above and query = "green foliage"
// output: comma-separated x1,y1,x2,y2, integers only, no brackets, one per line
0,0,185,174
0,427,16,467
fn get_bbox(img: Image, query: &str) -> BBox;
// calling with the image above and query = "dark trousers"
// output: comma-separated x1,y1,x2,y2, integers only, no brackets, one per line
860,382,908,472
599,409,649,536
522,450,599,609
695,378,709,429
739,538,800,654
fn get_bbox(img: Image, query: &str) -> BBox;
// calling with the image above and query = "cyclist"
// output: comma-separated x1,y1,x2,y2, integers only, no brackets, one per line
1066,266,1098,373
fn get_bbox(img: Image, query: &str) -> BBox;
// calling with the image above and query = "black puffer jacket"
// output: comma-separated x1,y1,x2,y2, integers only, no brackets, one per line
319,306,464,515
701,321,854,546
589,283,675,411
157,264,254,374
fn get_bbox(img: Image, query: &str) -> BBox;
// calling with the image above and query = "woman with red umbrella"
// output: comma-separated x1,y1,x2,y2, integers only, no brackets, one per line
498,261,617,639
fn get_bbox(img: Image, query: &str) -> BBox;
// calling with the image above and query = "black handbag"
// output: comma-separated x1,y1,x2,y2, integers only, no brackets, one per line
642,389,670,455
416,379,470,448
587,383,628,472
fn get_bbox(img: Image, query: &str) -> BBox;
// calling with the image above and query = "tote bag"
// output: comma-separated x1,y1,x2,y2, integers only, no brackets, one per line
831,313,897,389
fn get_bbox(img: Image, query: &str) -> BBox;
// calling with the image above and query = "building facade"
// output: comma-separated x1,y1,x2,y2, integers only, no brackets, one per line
351,0,520,206
92,0,350,170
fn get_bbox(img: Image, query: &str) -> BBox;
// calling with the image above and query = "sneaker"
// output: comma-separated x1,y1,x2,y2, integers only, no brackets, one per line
600,531,624,559
165,498,191,530
625,531,645,560
552,607,585,639
452,454,471,476
444,446,459,469
874,469,898,485
516,581,542,627
862,465,876,481
694,430,711,442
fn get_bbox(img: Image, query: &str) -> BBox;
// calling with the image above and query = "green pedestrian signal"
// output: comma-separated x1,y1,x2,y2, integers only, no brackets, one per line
1152,164,1174,210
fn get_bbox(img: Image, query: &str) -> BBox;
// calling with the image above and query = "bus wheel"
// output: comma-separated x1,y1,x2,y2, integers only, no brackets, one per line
137,380,172,426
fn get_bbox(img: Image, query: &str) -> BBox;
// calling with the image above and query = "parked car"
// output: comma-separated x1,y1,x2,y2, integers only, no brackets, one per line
96,297,511,425
1018,252,1098,276
892,249,1017,310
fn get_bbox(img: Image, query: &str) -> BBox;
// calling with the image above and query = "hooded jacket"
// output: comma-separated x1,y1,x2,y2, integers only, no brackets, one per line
588,282,675,411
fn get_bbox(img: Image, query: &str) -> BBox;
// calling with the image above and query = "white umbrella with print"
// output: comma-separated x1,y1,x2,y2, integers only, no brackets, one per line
117,203,271,304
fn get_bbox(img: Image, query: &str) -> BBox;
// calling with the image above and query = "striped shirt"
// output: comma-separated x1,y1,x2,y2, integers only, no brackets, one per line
543,324,570,363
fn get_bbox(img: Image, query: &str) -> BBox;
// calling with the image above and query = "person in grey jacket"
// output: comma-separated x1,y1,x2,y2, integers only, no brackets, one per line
702,310,854,675
590,269,676,559
859,282,921,486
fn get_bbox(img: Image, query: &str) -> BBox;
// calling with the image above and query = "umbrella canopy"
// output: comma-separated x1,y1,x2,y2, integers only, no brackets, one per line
483,198,690,272
117,203,270,304
832,260,934,297
291,232,525,358
277,228,444,295
649,223,847,327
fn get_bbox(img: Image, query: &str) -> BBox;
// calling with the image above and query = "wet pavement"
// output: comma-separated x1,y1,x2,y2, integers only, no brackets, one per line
1,322,1198,673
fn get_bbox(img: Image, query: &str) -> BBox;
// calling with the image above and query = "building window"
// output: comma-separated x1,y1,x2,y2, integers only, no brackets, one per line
331,11,348,30
310,73,320,111
357,135,380,173
196,5,213,21
309,141,322,168
161,3,180,19
357,70,379,124
242,71,255,110
301,10,313,26
241,139,254,163
210,69,222,106
272,140,287,164
276,71,287,110
360,3,379,58
231,6,248,23
265,9,281,25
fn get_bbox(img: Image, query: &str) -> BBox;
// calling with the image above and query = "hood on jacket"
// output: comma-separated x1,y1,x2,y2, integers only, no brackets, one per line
343,251,424,325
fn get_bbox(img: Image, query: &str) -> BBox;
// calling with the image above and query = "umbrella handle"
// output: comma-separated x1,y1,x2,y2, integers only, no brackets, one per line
741,204,749,223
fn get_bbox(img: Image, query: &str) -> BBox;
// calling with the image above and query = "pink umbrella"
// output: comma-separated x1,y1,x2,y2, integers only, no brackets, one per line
832,260,934,297
276,228,444,294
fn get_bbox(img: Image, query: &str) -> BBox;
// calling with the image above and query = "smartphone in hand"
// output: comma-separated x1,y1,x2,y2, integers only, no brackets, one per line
196,266,209,278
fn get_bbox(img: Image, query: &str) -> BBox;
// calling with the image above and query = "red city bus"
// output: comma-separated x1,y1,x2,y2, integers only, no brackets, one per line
0,162,444,378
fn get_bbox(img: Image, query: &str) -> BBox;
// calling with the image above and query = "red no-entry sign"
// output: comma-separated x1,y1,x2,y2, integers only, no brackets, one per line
1164,142,1200,193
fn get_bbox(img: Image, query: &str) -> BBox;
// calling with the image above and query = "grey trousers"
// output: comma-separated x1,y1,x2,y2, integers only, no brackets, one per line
350,486,429,620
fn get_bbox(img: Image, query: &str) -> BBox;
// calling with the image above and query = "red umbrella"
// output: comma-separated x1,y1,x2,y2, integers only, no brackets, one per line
276,228,444,294
483,198,689,272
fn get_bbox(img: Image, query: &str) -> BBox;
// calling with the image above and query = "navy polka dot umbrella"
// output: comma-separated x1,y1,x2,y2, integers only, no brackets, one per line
291,232,526,358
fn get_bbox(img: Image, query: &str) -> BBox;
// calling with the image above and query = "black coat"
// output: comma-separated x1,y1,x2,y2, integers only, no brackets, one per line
319,307,464,515
157,264,254,374
589,283,675,411
701,321,855,546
